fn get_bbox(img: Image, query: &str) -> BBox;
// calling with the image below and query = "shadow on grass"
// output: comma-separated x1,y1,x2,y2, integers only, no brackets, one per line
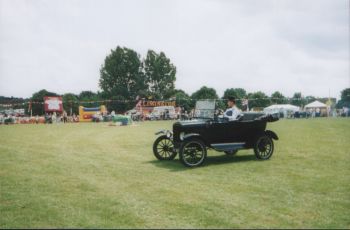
148,154,257,171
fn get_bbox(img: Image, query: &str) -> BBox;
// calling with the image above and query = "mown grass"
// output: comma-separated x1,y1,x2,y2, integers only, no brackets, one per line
0,118,349,228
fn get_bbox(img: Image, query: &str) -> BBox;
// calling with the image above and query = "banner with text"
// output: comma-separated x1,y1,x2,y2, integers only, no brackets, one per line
44,96,63,112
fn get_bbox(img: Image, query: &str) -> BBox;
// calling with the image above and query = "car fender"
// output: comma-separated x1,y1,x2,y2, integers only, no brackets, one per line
155,129,167,135
155,129,173,137
265,130,278,140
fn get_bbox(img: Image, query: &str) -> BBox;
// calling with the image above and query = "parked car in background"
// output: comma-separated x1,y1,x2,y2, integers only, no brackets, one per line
148,106,176,120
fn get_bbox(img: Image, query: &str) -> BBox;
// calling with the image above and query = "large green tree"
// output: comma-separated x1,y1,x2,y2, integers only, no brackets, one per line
271,91,286,104
223,88,247,99
174,89,192,111
78,91,102,108
62,93,79,115
0,96,27,114
144,50,176,99
30,89,58,115
336,88,350,108
191,86,219,100
291,92,306,107
99,46,146,104
247,91,270,109
79,91,98,100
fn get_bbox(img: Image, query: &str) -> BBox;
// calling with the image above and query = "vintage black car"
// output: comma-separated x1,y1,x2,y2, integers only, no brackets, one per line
153,100,279,167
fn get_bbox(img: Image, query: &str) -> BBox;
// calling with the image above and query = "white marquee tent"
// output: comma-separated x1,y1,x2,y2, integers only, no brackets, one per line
263,104,300,118
305,100,328,109
305,100,330,116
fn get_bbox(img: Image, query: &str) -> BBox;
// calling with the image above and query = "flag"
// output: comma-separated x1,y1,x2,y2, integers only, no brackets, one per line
28,101,32,113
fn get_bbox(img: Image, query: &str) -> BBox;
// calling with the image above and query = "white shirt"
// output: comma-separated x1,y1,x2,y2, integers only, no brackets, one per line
224,106,242,121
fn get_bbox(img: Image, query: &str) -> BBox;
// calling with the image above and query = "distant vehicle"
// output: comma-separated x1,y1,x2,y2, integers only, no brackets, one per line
125,109,142,121
148,106,176,120
152,100,279,167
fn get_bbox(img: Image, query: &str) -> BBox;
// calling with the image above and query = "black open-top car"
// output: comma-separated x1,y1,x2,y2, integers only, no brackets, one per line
153,100,279,167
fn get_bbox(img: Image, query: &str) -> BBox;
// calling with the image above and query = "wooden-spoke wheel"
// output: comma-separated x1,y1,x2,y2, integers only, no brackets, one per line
254,135,274,160
179,138,207,167
153,135,177,160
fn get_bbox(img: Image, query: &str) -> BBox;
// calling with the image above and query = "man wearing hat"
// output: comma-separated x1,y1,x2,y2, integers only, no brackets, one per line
224,96,242,120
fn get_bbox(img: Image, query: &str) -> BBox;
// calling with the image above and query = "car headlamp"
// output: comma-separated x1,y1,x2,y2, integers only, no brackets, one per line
166,130,172,138
179,132,184,141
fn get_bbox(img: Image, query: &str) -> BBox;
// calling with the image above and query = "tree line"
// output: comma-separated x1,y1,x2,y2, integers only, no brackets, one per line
1,87,348,116
0,46,349,115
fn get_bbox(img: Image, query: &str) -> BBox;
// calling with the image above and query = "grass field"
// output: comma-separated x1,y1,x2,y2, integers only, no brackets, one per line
0,118,349,228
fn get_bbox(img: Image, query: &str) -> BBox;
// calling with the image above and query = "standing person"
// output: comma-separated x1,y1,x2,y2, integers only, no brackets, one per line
72,113,78,122
165,109,169,120
316,108,320,117
190,109,194,119
63,110,68,123
224,97,242,121
52,112,56,124
181,107,185,120
177,107,181,120
45,113,49,124
56,113,61,123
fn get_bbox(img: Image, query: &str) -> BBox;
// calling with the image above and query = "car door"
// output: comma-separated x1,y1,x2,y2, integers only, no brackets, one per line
225,120,261,143
205,119,231,143
224,120,242,142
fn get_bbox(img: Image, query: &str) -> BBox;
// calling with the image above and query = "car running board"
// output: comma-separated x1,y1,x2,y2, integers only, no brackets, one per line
211,142,246,152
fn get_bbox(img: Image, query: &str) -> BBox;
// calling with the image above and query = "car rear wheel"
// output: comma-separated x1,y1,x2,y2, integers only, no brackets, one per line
179,138,207,167
153,135,177,160
254,135,274,160
224,150,238,156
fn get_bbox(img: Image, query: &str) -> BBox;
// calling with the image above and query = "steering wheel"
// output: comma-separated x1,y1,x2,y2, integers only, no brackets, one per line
236,114,244,121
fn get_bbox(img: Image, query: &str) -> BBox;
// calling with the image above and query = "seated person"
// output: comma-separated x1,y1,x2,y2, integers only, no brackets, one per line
224,96,242,121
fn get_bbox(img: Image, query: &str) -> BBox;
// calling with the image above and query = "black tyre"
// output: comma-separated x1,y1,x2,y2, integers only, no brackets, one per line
153,135,177,160
254,135,274,160
224,150,238,156
179,138,207,167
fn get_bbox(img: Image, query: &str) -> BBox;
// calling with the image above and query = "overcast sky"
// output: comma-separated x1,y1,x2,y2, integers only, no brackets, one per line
0,0,349,99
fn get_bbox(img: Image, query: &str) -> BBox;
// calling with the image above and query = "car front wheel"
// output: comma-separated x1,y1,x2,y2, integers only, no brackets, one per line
153,135,177,160
179,138,207,167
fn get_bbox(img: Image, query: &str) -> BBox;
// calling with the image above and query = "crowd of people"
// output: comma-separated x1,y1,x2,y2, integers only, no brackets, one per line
0,111,79,125
286,108,349,119
1,105,349,125
43,111,79,124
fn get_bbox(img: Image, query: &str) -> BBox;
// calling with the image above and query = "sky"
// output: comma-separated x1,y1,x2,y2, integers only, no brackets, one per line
0,0,349,99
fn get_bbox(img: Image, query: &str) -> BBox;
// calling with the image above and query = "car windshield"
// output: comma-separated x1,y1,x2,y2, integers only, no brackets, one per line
193,100,216,119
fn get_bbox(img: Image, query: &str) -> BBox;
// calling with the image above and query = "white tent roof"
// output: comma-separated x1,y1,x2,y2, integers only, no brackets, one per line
264,104,300,112
305,100,328,108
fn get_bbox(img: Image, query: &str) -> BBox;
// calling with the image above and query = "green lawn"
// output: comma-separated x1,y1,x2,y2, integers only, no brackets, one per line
0,118,349,228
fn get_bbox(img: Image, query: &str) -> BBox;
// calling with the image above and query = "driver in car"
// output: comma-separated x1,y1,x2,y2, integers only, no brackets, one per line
224,96,242,121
